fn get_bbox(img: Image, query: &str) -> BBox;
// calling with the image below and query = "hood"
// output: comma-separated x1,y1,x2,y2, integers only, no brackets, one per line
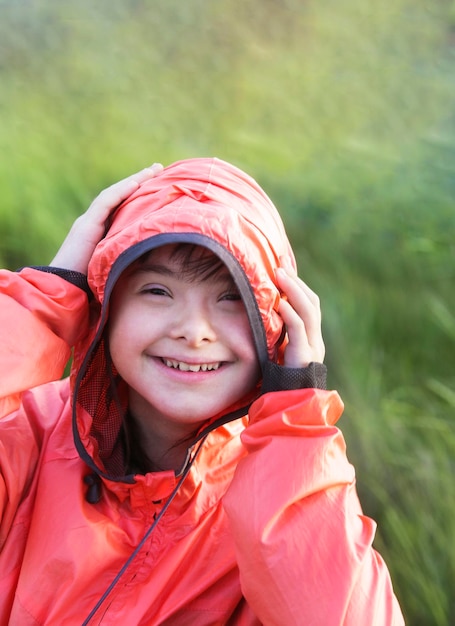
71,157,296,480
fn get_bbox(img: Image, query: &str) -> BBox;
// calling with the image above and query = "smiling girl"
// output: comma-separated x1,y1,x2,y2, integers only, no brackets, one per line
0,158,404,625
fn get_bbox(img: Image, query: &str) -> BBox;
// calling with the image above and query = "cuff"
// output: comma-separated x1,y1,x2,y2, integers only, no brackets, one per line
260,361,327,393
24,266,92,299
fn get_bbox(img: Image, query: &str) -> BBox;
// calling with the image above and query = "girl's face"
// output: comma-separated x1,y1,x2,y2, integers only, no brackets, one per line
108,244,260,443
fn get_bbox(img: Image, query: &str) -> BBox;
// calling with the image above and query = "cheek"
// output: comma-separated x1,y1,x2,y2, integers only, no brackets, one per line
109,295,147,343
108,308,128,349
107,321,128,373
107,304,140,366
234,317,259,363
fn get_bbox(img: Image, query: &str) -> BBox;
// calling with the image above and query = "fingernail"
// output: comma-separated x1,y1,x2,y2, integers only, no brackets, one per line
149,163,164,173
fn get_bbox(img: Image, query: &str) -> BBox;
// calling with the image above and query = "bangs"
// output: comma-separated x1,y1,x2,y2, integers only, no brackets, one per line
134,243,228,283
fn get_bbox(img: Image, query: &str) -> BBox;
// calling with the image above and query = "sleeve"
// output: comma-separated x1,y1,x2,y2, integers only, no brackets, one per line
222,389,405,626
0,267,89,417
0,379,70,549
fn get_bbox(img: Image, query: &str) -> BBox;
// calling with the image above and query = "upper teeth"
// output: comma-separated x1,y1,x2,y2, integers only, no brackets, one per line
163,359,221,372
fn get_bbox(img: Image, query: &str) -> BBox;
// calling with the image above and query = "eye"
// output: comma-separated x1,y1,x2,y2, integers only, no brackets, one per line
140,285,171,297
219,289,242,302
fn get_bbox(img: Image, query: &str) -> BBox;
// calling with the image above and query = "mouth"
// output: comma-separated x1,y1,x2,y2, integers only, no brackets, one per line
161,358,223,372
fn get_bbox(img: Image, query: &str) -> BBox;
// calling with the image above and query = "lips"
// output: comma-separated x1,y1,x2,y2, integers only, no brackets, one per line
161,358,222,372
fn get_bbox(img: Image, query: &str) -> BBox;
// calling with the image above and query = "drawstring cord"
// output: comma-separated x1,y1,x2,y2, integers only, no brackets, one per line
81,435,207,626
84,473,102,504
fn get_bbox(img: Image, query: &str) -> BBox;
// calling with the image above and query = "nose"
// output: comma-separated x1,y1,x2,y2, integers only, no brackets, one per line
169,300,217,346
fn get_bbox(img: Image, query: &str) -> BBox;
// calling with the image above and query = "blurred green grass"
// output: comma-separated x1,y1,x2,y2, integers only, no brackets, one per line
1,1,454,623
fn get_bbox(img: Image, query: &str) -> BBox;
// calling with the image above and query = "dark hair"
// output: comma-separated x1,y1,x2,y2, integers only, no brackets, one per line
134,243,228,283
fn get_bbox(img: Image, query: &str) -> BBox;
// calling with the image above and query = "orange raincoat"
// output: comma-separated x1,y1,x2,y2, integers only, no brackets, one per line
0,158,404,624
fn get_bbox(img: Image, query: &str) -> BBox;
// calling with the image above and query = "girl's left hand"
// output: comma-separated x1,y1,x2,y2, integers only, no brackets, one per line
275,257,325,368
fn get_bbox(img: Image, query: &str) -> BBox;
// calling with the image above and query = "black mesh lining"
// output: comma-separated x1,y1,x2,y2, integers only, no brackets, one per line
76,335,129,477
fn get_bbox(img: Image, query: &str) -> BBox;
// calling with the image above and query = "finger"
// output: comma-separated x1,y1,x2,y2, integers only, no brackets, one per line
278,257,320,307
275,267,321,321
278,299,313,367
278,296,325,362
278,297,308,345
89,163,164,219
123,162,164,187
276,268,325,366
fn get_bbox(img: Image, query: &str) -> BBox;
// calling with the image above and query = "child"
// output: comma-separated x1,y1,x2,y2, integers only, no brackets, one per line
0,158,404,624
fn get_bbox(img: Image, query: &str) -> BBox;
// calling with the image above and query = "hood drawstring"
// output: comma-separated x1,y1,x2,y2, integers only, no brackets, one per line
81,435,208,625
84,473,102,504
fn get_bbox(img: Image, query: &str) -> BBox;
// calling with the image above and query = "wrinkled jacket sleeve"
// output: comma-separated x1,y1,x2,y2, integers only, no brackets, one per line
0,267,89,416
223,388,405,626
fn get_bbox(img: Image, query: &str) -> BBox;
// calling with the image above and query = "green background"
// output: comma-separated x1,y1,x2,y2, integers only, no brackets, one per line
1,1,454,623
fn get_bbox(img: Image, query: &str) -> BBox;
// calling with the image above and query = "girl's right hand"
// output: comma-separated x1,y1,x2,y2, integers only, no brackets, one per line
50,163,163,274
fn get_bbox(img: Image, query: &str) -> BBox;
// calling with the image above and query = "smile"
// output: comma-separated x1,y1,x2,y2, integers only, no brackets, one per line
162,359,222,372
